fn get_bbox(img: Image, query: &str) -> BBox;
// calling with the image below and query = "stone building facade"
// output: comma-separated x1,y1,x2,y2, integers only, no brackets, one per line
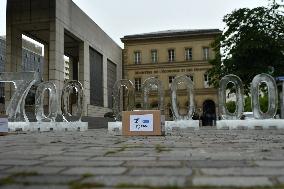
121,29,221,124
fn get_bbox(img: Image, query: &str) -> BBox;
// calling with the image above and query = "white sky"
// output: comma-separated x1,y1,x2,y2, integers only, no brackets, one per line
0,0,268,47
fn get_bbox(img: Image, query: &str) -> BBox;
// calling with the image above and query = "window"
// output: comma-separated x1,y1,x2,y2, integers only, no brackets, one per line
168,49,175,62
151,50,158,63
203,47,209,60
134,51,141,64
134,78,142,92
185,48,192,61
204,74,211,88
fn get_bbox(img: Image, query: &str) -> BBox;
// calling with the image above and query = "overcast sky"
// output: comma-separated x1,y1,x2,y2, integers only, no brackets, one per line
0,0,268,47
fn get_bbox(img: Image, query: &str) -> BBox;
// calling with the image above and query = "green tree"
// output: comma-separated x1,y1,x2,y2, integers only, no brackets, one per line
209,0,284,94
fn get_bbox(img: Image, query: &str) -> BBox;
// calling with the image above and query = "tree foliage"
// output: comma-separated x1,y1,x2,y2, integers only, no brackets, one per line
209,0,284,94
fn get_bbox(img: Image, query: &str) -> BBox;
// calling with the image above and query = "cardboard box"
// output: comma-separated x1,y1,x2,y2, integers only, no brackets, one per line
0,115,8,136
122,110,163,136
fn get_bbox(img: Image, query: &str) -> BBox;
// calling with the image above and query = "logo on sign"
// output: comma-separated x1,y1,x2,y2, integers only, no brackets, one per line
130,114,154,132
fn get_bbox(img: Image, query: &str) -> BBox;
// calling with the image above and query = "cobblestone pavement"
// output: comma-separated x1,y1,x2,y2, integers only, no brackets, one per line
0,128,284,189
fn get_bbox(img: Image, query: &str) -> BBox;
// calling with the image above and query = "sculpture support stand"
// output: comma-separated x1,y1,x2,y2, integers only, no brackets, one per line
217,120,284,130
108,120,199,136
8,122,88,132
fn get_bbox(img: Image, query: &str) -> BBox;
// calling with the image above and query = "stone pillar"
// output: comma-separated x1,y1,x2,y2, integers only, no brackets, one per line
78,41,90,116
48,20,65,117
43,44,49,81
68,57,73,80
103,56,108,108
5,26,23,108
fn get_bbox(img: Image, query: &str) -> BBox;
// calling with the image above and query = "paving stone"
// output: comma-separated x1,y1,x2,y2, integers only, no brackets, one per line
61,167,127,175
255,161,284,167
201,167,284,176
91,156,156,161
0,185,69,189
5,166,64,174
129,168,192,176
105,151,146,157
0,160,42,166
13,175,81,184
40,155,88,161
277,176,284,184
193,176,273,187
187,160,250,168
82,176,186,187
0,165,10,171
45,160,124,167
0,153,45,160
125,160,181,167
62,151,105,156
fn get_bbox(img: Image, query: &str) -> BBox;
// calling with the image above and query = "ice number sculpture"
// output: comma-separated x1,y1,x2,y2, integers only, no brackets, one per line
251,73,278,119
0,72,84,122
142,77,164,113
171,75,195,120
0,72,39,122
61,81,84,122
219,74,244,120
112,79,135,121
35,81,58,122
281,82,284,119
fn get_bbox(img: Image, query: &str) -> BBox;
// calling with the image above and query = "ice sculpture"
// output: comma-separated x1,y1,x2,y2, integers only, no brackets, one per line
142,77,164,113
281,82,284,119
0,72,39,122
112,79,135,121
61,81,84,122
171,75,194,120
219,74,244,120
251,73,278,119
35,81,58,122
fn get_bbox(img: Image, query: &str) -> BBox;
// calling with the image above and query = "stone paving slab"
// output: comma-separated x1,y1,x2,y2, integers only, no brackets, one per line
192,176,273,187
0,128,284,188
82,176,186,187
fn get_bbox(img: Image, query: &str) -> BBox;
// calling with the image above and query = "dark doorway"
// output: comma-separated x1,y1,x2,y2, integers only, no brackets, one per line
202,100,216,126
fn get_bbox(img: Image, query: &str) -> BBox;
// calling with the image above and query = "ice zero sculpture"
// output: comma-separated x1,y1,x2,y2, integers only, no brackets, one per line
171,75,194,120
219,74,244,120
251,73,278,119
112,79,135,121
0,72,39,122
35,81,58,122
61,81,84,122
142,77,164,113
281,82,284,119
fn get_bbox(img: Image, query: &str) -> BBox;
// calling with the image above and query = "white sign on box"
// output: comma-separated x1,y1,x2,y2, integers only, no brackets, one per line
130,114,154,132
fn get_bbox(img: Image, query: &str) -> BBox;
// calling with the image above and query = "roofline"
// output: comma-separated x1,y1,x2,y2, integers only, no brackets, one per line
121,29,222,42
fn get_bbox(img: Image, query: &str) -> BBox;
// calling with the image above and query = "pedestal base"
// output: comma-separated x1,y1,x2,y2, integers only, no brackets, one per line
217,120,284,130
108,120,199,136
108,122,122,135
8,122,88,132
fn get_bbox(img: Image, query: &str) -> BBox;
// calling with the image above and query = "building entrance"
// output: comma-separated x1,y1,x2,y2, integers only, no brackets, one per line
202,100,216,126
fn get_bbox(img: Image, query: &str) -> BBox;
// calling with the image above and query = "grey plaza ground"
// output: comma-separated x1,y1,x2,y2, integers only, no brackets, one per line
0,128,284,189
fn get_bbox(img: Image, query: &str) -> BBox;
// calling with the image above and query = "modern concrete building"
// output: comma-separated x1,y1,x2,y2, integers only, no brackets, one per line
6,0,122,117
121,29,221,125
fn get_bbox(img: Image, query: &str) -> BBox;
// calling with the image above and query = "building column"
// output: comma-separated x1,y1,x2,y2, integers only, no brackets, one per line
42,44,49,81
103,56,108,108
48,20,65,115
5,26,23,108
78,41,90,116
